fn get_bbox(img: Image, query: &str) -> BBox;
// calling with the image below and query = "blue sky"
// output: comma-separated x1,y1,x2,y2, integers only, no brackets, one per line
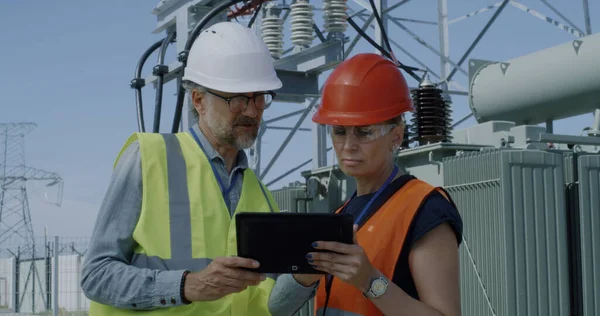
1,0,598,238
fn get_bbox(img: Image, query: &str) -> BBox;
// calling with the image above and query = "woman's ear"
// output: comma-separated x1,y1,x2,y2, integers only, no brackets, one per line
392,124,404,145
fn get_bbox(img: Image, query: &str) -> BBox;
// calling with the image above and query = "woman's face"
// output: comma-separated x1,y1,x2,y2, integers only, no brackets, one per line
330,123,403,178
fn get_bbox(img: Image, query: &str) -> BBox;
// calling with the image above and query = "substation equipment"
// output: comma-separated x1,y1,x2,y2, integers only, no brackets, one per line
133,1,600,315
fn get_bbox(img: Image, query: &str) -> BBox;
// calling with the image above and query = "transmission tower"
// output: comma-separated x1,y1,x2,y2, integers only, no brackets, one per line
0,122,63,313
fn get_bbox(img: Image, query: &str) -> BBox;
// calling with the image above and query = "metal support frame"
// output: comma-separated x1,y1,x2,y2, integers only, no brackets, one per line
274,39,345,72
509,1,585,38
141,0,596,189
583,0,592,35
141,0,349,183
260,94,322,181
444,0,509,84
255,0,597,187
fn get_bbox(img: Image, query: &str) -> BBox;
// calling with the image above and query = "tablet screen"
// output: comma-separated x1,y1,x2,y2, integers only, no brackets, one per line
236,212,354,274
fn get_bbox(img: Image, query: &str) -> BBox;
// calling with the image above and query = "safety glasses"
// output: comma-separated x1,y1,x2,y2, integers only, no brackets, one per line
327,124,397,143
206,90,275,113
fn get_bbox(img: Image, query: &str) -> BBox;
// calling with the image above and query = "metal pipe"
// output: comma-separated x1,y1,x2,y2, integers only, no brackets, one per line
153,32,176,133
469,32,600,125
132,39,164,132
172,0,248,133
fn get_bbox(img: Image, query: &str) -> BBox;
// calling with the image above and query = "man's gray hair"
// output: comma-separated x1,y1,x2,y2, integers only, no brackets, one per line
182,80,206,119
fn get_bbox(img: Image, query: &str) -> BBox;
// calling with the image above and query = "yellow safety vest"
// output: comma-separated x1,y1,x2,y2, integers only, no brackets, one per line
89,132,280,315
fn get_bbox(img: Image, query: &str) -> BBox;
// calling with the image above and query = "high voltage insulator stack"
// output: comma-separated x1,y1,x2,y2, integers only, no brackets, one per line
401,115,411,149
290,0,315,49
323,0,348,34
410,76,453,145
261,2,284,59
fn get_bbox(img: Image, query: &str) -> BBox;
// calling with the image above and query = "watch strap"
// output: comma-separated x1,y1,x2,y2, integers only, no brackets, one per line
362,276,388,299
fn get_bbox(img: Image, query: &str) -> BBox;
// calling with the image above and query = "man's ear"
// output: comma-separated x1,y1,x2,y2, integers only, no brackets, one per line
191,89,206,114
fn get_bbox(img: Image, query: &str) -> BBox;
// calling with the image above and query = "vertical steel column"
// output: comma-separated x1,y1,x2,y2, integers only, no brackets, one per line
546,119,554,134
438,0,449,90
374,0,388,54
176,7,193,133
588,109,600,137
177,3,228,132
254,125,266,177
312,123,328,168
52,236,58,316
582,0,592,35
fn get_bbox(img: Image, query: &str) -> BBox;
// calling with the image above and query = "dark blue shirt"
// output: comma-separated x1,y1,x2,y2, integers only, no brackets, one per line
341,174,463,300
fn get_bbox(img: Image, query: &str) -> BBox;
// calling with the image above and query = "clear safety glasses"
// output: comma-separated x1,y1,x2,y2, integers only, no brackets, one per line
327,124,397,144
206,90,275,113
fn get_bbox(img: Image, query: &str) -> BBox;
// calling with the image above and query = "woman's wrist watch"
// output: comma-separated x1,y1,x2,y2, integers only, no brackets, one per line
363,276,389,299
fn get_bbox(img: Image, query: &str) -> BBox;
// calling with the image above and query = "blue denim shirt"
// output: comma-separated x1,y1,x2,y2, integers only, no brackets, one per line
80,123,316,314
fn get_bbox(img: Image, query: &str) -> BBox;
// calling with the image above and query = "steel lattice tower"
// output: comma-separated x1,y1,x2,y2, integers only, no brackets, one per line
0,123,63,312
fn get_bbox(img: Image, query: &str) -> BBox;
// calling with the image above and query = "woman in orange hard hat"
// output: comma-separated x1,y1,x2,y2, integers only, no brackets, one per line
293,53,463,316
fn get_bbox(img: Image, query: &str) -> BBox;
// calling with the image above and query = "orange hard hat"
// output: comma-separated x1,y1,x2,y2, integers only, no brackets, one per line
312,53,413,126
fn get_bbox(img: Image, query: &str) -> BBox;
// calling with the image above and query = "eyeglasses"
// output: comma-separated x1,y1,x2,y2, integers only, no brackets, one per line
205,90,275,113
328,124,397,143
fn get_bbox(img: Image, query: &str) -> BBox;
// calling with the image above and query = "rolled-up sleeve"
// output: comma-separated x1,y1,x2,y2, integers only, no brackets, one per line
269,274,319,316
80,141,186,310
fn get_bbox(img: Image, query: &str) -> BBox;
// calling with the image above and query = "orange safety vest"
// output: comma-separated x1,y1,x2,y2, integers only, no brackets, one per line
314,178,453,316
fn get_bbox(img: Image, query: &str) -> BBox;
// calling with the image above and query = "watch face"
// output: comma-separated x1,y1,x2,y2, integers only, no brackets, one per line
372,279,387,295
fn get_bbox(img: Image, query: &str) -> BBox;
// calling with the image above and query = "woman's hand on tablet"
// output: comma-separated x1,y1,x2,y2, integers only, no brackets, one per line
306,224,377,292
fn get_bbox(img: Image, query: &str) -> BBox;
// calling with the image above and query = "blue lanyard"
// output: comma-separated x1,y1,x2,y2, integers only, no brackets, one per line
326,165,398,285
189,128,240,203
343,165,399,225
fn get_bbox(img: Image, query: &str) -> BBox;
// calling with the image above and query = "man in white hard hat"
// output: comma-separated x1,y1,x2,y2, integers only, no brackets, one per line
81,21,318,315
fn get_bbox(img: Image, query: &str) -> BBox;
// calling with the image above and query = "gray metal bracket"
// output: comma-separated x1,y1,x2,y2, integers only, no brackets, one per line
274,39,345,73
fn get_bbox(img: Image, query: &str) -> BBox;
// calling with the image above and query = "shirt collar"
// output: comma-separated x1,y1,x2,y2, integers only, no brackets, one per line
189,123,249,170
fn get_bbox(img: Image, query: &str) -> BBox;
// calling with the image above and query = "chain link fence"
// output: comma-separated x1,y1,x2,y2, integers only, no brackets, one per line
0,235,314,316
0,236,89,315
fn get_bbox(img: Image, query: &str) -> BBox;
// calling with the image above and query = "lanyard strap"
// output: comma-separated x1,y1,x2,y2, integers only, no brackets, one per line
323,165,399,315
189,128,239,201
341,165,399,226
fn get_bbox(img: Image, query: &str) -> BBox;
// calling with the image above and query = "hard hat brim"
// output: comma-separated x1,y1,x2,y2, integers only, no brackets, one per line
183,69,283,93
312,102,414,126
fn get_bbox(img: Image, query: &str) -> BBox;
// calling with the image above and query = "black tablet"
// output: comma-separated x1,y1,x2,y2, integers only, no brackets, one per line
235,212,354,274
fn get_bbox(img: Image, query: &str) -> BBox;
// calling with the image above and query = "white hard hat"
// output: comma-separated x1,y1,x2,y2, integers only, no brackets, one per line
183,22,283,93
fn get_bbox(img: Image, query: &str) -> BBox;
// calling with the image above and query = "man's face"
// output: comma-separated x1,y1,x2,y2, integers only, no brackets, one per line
195,89,265,150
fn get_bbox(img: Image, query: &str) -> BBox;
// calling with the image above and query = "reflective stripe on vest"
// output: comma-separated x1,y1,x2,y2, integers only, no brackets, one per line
89,132,280,315
314,179,453,316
